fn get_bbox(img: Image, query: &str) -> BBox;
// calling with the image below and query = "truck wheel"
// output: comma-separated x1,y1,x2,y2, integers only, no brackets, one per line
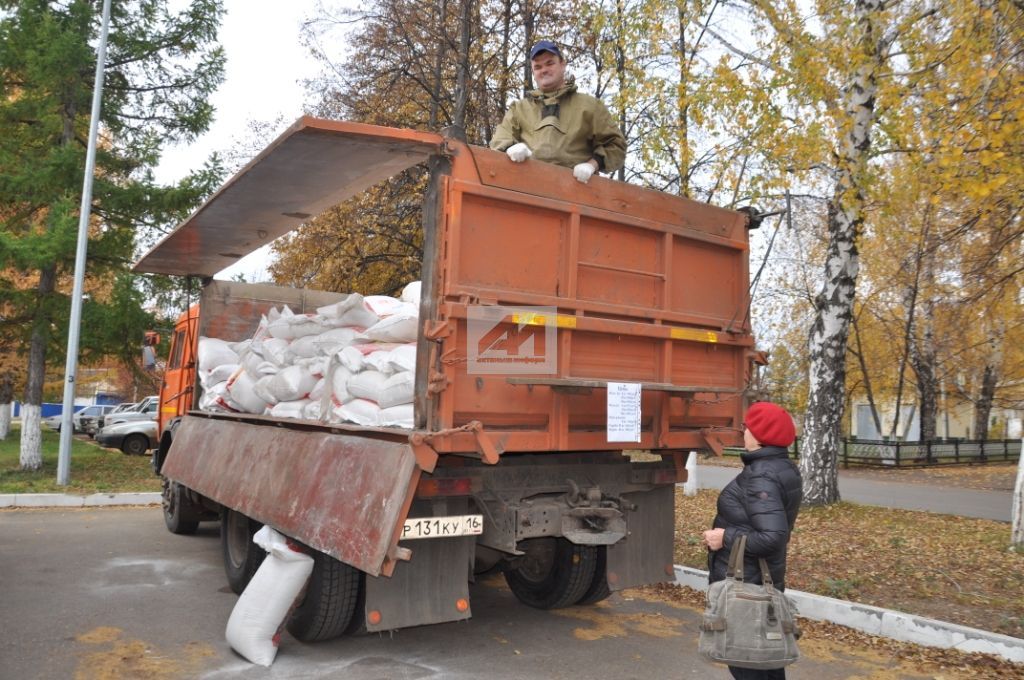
221,508,266,595
505,537,598,609
576,546,612,605
162,478,200,535
121,434,149,456
287,550,362,642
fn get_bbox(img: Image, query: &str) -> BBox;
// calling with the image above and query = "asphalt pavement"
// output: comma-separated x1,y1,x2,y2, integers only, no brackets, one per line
694,465,1014,522
0,507,923,679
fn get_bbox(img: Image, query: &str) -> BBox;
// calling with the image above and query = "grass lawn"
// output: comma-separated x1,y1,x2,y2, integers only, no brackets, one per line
675,488,1024,640
0,424,161,495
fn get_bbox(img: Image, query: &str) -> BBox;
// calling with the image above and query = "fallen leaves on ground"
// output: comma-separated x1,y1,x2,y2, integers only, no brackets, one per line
637,582,1024,679
675,488,1024,639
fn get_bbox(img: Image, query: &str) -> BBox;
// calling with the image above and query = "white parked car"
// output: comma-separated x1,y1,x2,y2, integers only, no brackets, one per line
104,396,159,427
43,405,114,434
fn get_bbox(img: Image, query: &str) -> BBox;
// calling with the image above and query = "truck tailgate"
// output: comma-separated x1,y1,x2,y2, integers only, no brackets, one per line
162,415,429,576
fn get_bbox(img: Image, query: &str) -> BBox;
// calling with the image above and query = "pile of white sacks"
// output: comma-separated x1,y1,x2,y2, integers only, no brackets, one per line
194,282,421,429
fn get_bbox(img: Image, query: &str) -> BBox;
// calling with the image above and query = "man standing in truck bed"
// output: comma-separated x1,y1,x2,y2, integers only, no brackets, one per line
490,40,626,183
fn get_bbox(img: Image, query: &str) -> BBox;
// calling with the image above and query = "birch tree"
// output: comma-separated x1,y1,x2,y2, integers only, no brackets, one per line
795,0,894,504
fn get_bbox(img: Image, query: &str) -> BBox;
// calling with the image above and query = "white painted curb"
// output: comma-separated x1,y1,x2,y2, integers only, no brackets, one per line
0,492,161,508
675,565,1024,664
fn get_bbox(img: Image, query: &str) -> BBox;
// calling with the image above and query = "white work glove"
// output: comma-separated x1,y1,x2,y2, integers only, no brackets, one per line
506,142,532,163
573,161,596,184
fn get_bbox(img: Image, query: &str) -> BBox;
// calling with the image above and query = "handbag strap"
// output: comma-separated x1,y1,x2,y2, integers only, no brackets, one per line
725,534,747,581
726,536,780,590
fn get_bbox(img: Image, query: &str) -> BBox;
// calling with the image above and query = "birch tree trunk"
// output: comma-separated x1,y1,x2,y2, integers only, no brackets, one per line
800,0,889,505
20,263,57,470
0,372,12,440
1012,446,1024,547
974,321,1004,440
0,403,10,441
452,0,473,129
910,219,938,441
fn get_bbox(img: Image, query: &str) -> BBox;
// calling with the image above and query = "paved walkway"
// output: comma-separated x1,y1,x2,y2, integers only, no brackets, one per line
694,465,1014,522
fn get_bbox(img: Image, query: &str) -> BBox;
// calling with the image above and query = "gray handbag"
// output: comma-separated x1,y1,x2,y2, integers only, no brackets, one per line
699,535,801,669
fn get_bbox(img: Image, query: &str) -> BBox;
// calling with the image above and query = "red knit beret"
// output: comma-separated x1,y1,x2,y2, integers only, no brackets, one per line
744,402,796,447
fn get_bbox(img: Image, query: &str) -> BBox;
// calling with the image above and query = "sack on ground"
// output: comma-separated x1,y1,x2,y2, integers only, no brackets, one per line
698,535,800,670
224,526,314,667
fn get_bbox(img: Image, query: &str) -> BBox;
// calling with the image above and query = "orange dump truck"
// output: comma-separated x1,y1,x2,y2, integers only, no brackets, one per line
134,117,760,640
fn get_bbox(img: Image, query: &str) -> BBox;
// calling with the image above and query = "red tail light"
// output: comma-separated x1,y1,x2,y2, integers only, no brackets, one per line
416,477,476,497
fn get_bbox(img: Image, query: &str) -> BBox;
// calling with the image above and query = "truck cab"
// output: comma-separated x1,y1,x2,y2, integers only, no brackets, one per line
157,305,199,438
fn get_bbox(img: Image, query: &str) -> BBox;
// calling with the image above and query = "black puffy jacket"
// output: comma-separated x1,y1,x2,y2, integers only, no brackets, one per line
708,446,803,590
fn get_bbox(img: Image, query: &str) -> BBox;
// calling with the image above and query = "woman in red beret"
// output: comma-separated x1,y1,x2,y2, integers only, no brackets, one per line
702,402,803,679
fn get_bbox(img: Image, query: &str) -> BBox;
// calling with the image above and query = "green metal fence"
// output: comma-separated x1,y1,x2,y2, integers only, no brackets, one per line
721,438,1021,468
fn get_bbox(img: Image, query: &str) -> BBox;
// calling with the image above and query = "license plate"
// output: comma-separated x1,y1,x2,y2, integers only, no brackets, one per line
401,514,484,540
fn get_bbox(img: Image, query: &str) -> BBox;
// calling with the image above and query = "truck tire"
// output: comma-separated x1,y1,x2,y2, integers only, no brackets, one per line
220,508,266,595
121,434,149,456
287,550,362,642
162,478,200,535
576,546,612,605
505,537,598,609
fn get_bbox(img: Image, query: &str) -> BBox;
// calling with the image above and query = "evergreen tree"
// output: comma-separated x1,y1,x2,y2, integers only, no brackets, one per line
0,0,225,470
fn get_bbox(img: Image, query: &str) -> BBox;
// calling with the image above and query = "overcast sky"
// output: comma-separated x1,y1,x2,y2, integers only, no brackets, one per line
154,0,328,280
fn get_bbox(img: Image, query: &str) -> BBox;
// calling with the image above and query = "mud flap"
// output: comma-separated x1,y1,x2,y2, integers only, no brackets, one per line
161,415,425,577
363,499,474,631
605,485,676,591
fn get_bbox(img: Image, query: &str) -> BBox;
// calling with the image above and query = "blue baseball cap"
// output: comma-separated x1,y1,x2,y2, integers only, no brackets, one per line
530,40,562,60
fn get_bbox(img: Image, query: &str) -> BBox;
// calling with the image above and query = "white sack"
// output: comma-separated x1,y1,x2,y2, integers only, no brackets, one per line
267,306,325,340
313,327,362,355
262,365,318,403
230,338,252,356
363,295,405,318
387,344,417,373
295,356,326,379
363,313,419,343
346,370,389,402
308,377,327,401
379,403,415,428
227,368,270,414
337,346,365,373
261,338,292,367
363,351,396,376
198,337,239,372
335,399,381,427
200,363,239,390
328,364,353,407
252,375,280,407
303,400,322,421
198,381,240,413
225,526,314,667
288,334,320,359
401,280,422,305
378,371,415,409
269,400,311,419
318,294,378,328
